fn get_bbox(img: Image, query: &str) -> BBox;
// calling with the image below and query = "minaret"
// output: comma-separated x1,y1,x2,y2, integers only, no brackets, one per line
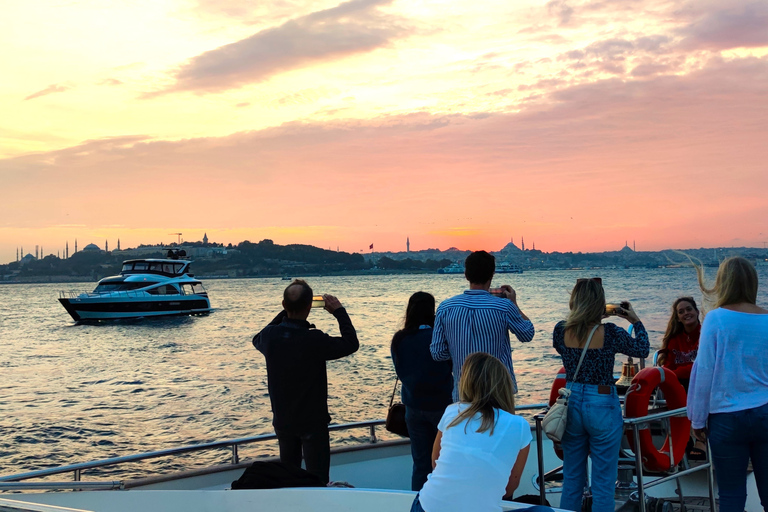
203,233,208,245
633,240,636,252
117,239,121,251
16,248,19,261
407,237,410,253
66,241,69,259
35,245,39,259
75,239,78,253
41,246,43,258
522,236,525,252
21,246,24,258
105,240,109,253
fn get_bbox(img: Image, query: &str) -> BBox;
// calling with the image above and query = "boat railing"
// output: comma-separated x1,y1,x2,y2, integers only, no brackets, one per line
0,404,547,492
0,420,382,491
533,406,716,512
59,290,151,300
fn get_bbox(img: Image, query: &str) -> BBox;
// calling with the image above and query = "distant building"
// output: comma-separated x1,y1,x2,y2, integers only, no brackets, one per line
82,243,102,252
203,233,209,245
20,253,35,266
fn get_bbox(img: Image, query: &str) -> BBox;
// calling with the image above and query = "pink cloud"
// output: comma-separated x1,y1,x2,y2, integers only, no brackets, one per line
24,83,74,101
149,0,407,96
2,56,767,253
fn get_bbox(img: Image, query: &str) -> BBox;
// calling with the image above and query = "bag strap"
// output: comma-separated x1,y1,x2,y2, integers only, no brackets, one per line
388,377,399,408
572,324,600,381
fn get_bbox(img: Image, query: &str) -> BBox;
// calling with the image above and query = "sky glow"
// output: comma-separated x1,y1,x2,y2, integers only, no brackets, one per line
1,0,767,263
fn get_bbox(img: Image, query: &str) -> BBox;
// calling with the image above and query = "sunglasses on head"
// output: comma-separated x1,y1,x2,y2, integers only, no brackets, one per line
577,277,602,285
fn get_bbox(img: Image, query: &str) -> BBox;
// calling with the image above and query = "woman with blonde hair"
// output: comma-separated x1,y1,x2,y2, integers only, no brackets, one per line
688,257,768,512
410,352,536,512
553,278,649,512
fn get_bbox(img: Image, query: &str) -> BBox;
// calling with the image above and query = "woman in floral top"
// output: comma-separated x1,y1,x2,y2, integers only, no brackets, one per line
553,278,649,512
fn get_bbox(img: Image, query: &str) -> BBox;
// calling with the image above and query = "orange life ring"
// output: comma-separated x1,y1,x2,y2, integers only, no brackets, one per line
624,367,690,472
548,367,567,460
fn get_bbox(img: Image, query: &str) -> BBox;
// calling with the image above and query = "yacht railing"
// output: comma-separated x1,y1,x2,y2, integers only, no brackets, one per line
533,406,716,512
59,290,152,300
0,404,547,492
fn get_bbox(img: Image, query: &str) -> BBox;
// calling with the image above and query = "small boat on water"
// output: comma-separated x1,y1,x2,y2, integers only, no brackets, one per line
437,262,523,275
437,262,464,274
58,252,212,322
496,262,523,274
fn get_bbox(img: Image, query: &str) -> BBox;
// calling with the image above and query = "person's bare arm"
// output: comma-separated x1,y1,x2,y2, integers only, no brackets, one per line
431,431,443,469
503,444,531,499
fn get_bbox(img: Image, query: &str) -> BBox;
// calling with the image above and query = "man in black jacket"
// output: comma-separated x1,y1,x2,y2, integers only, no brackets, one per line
252,279,359,483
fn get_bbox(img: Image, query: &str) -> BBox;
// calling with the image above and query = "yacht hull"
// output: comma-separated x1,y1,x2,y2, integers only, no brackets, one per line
58,296,211,321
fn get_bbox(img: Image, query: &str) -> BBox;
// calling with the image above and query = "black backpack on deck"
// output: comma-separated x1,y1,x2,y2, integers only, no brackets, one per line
231,461,326,490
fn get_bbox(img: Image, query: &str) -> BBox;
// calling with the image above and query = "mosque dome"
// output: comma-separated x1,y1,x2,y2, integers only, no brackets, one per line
82,243,102,252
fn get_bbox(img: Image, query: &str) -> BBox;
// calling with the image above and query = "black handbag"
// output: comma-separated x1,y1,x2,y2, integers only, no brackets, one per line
385,377,409,437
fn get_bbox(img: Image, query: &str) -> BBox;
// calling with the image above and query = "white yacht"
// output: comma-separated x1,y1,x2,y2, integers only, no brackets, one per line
58,252,212,322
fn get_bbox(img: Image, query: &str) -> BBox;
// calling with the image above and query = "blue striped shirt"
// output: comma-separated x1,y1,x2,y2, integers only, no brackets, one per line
430,290,535,399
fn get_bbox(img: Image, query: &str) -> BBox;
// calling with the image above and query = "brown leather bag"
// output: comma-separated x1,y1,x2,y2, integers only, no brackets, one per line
385,378,409,437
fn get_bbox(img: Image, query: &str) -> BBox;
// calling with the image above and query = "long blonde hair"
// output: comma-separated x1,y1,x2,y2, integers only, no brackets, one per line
695,256,758,308
447,353,515,435
564,279,605,346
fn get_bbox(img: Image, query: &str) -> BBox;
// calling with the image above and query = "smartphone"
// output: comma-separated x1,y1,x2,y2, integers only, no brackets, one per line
605,304,621,315
489,288,504,297
311,295,325,308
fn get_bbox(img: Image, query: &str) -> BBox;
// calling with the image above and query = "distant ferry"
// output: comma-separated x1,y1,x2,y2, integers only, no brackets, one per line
495,262,523,274
437,262,464,274
438,262,523,274
59,253,212,322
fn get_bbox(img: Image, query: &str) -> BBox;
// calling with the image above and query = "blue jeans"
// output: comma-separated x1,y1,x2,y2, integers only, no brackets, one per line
708,401,768,512
405,407,444,491
559,383,623,512
410,494,554,512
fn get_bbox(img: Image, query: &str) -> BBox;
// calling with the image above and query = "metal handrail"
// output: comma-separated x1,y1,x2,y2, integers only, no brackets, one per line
0,405,548,491
533,405,716,512
0,420,385,484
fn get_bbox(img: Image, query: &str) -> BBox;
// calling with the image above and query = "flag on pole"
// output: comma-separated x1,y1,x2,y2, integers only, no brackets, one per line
369,244,374,250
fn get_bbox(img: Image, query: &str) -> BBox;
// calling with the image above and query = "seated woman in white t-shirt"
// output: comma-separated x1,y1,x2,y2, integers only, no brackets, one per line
412,352,545,512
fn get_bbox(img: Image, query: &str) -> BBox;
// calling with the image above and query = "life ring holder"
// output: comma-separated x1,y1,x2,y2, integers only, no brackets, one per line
547,367,567,460
624,367,690,472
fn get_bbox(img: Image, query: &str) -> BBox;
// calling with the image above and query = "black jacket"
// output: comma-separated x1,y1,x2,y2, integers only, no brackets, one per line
253,308,359,431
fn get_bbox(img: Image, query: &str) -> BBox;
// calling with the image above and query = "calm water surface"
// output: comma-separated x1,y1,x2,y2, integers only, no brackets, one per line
2,268,767,477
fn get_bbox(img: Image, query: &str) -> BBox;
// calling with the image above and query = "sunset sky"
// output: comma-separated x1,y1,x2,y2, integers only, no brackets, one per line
2,0,767,263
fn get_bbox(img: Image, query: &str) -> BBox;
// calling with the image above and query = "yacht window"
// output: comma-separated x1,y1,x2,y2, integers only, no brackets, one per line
149,263,163,271
146,285,180,295
121,263,133,272
134,262,149,271
93,282,154,293
162,264,174,274
191,283,206,295
174,264,185,274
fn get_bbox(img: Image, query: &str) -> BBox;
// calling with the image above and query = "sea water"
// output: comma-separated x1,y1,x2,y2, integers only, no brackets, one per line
1,267,767,478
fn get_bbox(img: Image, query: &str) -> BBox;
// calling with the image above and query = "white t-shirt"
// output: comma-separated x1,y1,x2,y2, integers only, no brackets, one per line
418,403,532,512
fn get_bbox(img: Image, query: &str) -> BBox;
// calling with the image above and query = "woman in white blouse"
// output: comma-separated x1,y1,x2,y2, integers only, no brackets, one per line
688,256,768,512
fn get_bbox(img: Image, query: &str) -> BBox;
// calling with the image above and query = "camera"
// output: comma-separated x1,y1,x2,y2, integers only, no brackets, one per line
605,301,630,315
